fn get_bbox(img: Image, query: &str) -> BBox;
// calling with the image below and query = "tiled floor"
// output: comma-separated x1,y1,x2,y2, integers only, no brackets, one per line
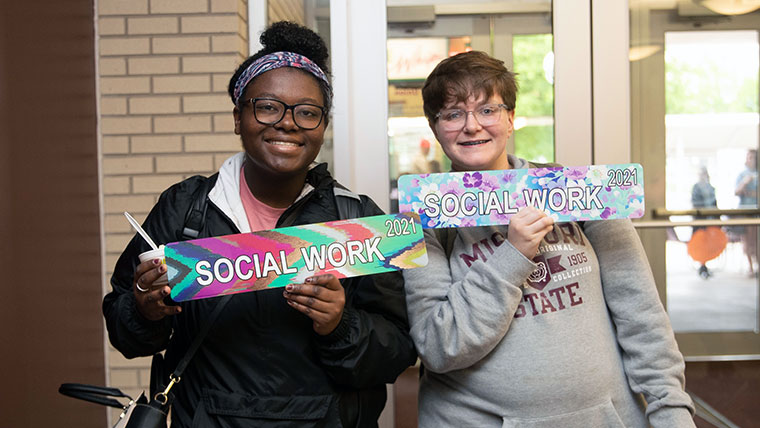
666,241,759,333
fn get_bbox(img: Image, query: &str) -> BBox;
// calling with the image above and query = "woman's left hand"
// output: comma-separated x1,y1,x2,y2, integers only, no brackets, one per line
283,274,345,335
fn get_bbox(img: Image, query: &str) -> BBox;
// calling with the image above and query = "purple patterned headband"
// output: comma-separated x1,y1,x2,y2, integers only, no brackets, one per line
233,51,331,105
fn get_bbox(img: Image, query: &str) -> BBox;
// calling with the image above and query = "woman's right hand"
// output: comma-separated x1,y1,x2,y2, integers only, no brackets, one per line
133,259,181,321
507,206,555,259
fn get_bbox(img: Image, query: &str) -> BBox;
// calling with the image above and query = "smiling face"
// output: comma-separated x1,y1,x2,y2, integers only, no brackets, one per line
431,93,515,172
233,67,325,179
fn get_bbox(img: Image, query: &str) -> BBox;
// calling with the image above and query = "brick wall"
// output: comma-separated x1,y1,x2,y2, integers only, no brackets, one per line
269,0,305,24
97,0,248,419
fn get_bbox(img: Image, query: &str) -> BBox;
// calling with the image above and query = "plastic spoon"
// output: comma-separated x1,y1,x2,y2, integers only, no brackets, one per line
124,211,159,250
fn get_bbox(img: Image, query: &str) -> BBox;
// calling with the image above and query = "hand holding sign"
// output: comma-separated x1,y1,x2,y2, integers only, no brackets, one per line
508,206,555,259
284,274,345,335
133,257,180,321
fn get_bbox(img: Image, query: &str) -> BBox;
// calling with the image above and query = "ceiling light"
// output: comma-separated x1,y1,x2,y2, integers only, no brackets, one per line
700,0,760,15
629,45,662,62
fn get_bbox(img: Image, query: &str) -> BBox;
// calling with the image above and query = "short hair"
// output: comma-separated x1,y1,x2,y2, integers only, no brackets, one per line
421,51,517,124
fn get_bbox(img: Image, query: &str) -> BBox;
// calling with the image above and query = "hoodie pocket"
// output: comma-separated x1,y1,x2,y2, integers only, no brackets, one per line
191,389,335,428
501,399,625,428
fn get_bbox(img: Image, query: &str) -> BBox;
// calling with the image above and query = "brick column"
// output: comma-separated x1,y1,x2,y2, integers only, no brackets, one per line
97,0,248,416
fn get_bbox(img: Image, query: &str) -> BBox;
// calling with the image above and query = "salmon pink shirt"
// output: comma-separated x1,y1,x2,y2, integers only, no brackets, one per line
239,168,287,232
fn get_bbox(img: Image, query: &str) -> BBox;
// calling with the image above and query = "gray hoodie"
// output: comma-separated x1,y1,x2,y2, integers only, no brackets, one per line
403,155,695,428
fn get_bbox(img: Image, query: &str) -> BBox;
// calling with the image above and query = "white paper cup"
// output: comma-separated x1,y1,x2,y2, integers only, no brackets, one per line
138,245,168,285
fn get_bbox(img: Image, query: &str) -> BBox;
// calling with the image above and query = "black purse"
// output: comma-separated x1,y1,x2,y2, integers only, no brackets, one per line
60,295,231,427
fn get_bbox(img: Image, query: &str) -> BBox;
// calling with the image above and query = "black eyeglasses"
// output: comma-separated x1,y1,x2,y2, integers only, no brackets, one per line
242,98,326,130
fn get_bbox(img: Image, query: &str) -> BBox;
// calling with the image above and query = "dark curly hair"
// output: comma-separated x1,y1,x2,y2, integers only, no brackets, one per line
228,21,332,123
422,51,517,125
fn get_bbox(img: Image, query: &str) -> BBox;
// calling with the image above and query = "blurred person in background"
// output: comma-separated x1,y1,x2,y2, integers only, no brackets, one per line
691,165,717,278
735,149,758,276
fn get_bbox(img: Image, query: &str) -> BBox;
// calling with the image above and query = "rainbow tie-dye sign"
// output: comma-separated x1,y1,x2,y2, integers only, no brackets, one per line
398,163,645,229
165,212,427,302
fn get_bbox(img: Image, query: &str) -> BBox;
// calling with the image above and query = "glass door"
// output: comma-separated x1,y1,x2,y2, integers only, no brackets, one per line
385,1,555,211
631,1,760,356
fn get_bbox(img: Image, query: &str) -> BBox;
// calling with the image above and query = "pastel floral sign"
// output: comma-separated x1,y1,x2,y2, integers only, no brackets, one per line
397,164,645,228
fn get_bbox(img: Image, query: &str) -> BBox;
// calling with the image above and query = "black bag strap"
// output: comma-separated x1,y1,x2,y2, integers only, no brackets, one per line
182,173,218,240
60,296,233,409
154,173,228,403
154,294,232,404
172,294,233,372
58,383,131,409
333,182,363,220
61,173,229,411
176,295,231,377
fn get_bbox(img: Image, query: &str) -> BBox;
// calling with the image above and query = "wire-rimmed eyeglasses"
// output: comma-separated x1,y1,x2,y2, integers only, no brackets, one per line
434,103,510,131
242,97,326,130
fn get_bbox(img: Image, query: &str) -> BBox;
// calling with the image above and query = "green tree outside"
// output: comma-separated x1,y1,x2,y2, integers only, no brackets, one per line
513,34,555,162
666,47,758,114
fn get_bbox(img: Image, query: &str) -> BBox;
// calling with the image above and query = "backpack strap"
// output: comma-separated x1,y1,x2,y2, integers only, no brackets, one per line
154,172,228,400
181,173,218,240
332,182,363,220
434,228,457,260
528,160,562,169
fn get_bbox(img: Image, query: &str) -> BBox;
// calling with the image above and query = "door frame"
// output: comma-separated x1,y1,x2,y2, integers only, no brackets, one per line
628,4,760,359
327,0,596,208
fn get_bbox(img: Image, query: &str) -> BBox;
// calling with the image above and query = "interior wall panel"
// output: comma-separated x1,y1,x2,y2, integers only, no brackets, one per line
0,0,105,426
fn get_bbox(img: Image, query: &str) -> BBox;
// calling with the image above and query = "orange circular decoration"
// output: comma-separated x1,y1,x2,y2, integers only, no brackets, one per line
687,226,728,264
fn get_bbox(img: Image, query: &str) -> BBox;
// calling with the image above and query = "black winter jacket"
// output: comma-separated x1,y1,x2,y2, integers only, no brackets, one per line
103,162,417,427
